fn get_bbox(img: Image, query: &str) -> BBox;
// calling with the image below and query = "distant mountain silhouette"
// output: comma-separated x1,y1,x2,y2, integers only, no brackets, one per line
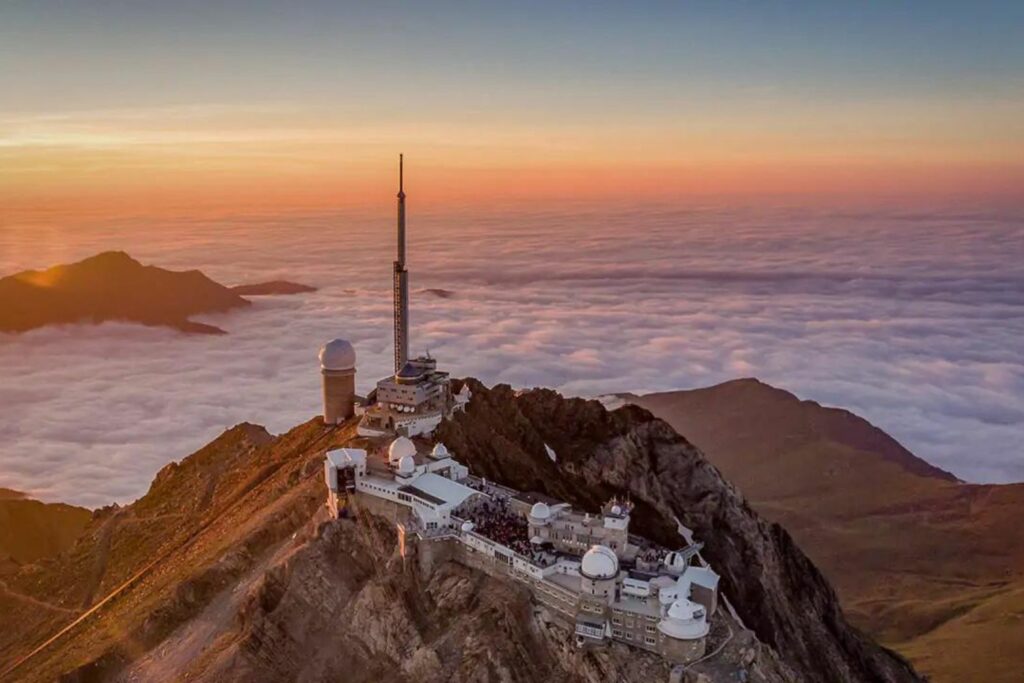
627,378,1024,683
0,251,311,335
0,489,91,567
229,280,316,296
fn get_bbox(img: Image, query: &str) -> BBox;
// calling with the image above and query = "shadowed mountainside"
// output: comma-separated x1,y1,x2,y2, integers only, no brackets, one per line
627,378,1024,683
436,380,922,683
0,381,921,682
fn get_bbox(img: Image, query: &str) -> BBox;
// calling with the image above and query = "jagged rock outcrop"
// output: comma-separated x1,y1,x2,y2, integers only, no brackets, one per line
434,380,925,683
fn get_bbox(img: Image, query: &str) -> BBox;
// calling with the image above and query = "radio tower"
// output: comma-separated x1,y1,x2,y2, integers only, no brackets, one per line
393,154,410,373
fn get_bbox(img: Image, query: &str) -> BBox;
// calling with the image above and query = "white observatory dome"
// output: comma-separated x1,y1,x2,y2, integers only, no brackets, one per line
610,504,622,516
431,443,449,458
528,501,551,524
657,599,709,640
388,436,416,463
319,338,356,371
664,551,688,573
580,545,619,580
461,520,475,533
397,455,416,476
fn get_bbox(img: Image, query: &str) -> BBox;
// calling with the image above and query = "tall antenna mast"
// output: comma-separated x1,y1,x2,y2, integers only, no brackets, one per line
393,154,410,372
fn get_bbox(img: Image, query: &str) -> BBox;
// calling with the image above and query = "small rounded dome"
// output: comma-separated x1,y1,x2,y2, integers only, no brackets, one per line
664,551,688,571
388,436,416,463
580,545,619,580
658,599,709,640
529,501,551,523
319,338,356,370
431,443,449,458
461,520,475,532
610,504,622,515
397,455,416,475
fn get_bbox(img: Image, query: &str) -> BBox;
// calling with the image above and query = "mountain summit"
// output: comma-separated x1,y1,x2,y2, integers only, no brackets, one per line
0,381,921,682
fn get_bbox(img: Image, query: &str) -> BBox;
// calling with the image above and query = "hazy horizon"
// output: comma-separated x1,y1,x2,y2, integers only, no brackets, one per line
2,197,1022,508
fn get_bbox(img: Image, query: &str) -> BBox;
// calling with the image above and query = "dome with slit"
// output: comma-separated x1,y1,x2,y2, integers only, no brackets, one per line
657,599,709,640
388,436,416,463
319,338,356,371
580,545,619,580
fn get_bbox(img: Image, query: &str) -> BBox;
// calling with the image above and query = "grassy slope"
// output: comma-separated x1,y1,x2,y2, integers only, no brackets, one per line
630,379,1024,683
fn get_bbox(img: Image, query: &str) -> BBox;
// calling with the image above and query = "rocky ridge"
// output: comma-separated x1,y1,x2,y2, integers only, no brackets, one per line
435,380,924,683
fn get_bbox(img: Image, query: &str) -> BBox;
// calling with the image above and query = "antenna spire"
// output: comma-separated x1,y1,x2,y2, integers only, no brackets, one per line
393,154,410,372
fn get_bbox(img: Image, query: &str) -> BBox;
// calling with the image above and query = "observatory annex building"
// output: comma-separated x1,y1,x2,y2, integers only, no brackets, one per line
318,157,722,667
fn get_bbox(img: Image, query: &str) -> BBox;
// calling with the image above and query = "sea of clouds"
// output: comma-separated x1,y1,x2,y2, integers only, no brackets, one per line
2,201,1022,507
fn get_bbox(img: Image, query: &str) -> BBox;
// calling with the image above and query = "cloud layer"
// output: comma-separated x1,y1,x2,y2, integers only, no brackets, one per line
1,202,1022,507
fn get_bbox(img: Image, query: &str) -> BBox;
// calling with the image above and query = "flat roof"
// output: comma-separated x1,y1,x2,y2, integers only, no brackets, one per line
407,472,480,508
399,485,446,506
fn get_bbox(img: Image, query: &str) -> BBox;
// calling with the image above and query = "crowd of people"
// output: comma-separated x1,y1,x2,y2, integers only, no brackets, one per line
460,495,532,555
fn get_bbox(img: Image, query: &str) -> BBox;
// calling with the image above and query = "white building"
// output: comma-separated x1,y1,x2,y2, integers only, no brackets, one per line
324,436,720,665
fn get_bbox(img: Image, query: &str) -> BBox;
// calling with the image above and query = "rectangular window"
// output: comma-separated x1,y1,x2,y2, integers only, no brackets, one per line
625,633,633,640
645,637,656,645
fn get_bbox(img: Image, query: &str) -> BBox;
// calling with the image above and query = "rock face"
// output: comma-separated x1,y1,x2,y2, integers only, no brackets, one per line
0,251,249,334
0,381,922,682
434,380,925,683
627,379,1024,683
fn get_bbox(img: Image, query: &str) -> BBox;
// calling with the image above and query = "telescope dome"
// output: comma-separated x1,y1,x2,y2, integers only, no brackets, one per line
580,545,619,580
319,338,356,371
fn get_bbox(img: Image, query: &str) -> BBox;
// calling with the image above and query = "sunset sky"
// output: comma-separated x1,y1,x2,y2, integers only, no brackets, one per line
3,1,1023,214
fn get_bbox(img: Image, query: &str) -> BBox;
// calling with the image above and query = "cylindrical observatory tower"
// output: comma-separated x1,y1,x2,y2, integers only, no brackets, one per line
318,338,356,424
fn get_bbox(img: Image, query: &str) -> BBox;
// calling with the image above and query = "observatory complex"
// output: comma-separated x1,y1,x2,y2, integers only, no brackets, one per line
324,437,721,664
319,157,725,668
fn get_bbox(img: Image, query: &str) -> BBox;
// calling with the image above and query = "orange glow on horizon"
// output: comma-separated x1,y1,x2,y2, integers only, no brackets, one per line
4,158,1023,222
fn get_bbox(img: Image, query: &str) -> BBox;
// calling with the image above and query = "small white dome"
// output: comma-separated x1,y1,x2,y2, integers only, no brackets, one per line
610,504,622,515
658,599,709,640
397,455,416,475
388,436,416,463
665,551,688,571
529,501,551,522
319,338,356,371
580,545,619,580
461,520,475,532
431,443,449,458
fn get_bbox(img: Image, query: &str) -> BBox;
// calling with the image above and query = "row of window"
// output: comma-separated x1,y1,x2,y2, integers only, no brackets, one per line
610,630,658,647
611,607,658,623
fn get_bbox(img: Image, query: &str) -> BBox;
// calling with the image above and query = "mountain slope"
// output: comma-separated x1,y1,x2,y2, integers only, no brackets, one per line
0,381,920,682
0,251,250,334
627,378,1024,683
0,489,91,567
